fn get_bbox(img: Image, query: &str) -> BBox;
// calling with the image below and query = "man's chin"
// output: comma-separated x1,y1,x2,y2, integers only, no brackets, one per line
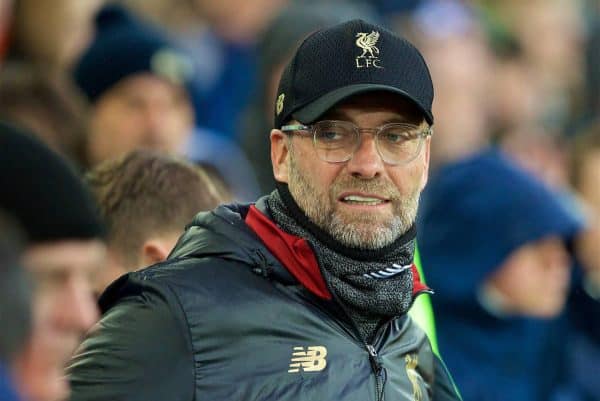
327,219,400,249
16,363,70,401
337,209,401,232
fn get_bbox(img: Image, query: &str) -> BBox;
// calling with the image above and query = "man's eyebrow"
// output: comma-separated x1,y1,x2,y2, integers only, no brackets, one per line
381,117,416,124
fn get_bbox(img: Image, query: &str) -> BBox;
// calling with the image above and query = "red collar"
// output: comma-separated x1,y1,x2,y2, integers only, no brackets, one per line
245,205,429,300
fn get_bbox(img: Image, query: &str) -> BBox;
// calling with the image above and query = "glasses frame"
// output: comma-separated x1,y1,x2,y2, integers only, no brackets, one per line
280,120,433,165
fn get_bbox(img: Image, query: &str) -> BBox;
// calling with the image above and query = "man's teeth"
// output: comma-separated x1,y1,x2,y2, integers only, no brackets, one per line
342,195,384,205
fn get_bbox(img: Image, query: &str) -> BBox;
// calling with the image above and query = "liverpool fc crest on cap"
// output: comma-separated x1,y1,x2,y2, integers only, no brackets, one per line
355,31,382,69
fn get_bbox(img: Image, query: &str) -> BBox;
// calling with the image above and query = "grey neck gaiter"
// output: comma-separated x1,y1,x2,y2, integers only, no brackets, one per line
266,185,416,342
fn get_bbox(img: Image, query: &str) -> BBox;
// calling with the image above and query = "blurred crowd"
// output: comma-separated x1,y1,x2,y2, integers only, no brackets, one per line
0,0,599,400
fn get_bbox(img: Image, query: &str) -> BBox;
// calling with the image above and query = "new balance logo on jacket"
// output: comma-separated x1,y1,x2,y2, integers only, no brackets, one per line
288,346,328,373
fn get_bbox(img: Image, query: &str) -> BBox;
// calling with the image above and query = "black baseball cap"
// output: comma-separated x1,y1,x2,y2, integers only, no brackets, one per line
273,19,434,128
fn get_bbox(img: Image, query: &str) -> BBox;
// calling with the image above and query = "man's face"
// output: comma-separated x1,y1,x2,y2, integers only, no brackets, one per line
87,74,194,166
271,92,431,249
486,236,571,318
15,239,105,401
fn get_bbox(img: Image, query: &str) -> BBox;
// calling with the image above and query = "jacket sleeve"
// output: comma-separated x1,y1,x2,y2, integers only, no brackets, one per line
66,286,194,401
432,354,462,401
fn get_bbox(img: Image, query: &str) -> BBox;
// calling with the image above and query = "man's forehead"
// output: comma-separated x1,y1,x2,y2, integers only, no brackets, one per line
107,73,187,98
24,240,106,276
321,92,426,123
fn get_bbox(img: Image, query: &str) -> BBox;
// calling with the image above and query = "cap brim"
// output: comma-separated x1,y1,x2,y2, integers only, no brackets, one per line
292,84,433,125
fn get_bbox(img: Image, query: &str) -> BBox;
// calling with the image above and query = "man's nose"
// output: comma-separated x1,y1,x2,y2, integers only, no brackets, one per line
55,276,99,333
345,132,385,179
143,102,166,131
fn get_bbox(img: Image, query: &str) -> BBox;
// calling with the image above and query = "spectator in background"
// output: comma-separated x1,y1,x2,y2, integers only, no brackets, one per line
0,122,106,401
108,0,265,200
472,0,586,190
74,4,195,168
74,3,260,200
408,0,495,169
0,212,30,401
498,0,585,116
0,63,89,168
8,0,102,72
86,150,225,296
418,149,583,401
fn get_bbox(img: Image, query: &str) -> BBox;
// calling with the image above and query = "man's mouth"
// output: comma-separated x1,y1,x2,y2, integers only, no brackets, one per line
339,194,389,206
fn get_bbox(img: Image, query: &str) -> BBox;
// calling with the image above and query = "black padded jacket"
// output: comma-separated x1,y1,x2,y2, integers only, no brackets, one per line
67,199,461,401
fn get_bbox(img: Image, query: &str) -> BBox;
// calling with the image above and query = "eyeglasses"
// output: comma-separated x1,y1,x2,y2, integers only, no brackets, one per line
281,120,432,165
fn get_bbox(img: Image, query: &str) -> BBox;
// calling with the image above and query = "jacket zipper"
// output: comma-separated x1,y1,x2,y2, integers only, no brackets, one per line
366,343,386,401
318,281,391,401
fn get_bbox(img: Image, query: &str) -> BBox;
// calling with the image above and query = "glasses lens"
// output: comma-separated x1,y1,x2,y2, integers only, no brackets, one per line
313,121,356,162
377,124,424,164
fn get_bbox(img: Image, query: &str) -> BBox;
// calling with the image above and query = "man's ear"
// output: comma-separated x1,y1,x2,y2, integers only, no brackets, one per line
271,128,290,183
141,237,176,267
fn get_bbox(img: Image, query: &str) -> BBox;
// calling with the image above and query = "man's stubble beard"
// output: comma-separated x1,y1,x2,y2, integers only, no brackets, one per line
287,148,420,250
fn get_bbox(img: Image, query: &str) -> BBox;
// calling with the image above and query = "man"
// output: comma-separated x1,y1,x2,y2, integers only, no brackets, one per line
68,20,461,400
86,150,225,295
0,122,106,401
417,149,582,401
74,4,260,201
73,4,195,167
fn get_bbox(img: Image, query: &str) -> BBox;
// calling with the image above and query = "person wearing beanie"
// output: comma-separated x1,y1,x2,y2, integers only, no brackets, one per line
0,122,106,401
68,20,461,401
74,4,195,167
417,149,583,401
